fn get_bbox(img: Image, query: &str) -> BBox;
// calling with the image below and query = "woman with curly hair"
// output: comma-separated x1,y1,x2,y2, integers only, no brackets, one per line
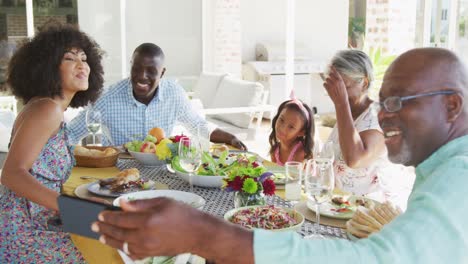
0,24,103,262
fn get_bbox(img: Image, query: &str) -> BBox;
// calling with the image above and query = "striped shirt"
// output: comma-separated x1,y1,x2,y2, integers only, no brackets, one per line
67,78,210,145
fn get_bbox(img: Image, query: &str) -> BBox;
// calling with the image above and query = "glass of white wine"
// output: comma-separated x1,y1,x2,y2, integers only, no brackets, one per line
85,107,102,146
178,137,202,193
304,158,334,239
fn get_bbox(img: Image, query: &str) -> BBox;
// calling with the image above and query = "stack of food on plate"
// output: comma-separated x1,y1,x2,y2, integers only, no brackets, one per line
346,201,402,238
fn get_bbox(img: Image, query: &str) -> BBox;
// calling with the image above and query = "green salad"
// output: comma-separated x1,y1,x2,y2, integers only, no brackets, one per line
171,151,261,176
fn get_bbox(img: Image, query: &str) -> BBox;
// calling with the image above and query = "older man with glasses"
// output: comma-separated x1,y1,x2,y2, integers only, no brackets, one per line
93,48,468,263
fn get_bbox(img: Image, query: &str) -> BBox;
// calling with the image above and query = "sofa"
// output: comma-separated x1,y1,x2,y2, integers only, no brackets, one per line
185,72,274,141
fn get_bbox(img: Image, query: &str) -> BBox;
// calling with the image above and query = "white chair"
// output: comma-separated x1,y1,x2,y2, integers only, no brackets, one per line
188,73,274,140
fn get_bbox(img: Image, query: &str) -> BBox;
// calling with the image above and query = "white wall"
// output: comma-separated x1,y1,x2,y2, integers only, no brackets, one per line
126,0,202,78
78,0,202,86
240,0,348,63
78,0,124,87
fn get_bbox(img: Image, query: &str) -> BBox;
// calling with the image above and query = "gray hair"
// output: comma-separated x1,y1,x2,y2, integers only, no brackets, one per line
330,49,374,90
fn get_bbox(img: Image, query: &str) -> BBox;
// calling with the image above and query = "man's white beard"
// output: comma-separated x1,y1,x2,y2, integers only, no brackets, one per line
388,137,412,165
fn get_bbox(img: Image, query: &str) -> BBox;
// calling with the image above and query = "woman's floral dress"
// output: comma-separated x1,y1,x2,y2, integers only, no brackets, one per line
0,123,85,263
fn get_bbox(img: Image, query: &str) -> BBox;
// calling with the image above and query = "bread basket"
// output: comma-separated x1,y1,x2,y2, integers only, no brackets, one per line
74,146,119,168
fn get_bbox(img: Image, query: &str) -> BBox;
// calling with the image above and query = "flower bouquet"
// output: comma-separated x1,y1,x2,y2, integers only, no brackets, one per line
222,156,276,208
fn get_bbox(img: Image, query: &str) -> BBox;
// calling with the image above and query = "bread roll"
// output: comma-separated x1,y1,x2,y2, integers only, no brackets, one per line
104,148,117,156
74,146,90,156
346,201,402,239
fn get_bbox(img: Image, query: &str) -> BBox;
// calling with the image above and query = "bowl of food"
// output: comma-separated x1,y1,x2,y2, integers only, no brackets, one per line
74,145,120,168
129,150,167,167
224,205,304,232
170,151,263,188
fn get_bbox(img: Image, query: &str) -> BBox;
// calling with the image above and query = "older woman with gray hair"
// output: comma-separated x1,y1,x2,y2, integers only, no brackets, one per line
323,49,403,202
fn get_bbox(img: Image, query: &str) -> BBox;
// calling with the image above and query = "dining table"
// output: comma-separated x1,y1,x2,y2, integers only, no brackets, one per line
62,157,348,264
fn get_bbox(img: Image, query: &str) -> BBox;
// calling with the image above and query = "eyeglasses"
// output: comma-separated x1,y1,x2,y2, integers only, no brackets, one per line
374,90,457,113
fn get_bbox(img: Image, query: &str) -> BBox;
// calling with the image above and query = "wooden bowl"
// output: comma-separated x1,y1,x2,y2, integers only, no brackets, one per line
74,146,119,168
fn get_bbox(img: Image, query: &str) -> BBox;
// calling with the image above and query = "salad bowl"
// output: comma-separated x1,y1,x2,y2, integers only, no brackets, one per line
170,151,262,188
224,205,304,232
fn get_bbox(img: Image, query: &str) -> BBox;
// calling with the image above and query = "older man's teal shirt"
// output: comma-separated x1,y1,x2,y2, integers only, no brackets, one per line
254,135,468,263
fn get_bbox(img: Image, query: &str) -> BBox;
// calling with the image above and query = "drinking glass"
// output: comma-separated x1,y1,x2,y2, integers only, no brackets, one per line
178,137,202,193
304,158,334,239
285,161,303,204
85,108,102,146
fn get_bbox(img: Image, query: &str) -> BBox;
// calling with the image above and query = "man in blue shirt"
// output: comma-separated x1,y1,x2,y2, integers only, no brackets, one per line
94,48,468,263
68,43,246,149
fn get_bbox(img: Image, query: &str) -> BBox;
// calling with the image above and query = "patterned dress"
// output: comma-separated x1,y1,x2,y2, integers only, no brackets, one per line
328,106,390,198
0,123,85,263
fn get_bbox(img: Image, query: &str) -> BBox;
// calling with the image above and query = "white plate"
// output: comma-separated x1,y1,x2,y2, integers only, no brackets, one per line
307,196,379,220
118,251,191,264
87,180,156,198
129,150,166,167
113,190,206,209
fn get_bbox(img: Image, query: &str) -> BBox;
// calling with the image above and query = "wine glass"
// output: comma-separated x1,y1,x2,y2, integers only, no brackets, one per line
304,158,334,239
85,108,102,146
313,140,335,161
178,137,202,193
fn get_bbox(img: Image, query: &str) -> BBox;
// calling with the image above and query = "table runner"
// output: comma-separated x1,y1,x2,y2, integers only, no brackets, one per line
116,159,347,239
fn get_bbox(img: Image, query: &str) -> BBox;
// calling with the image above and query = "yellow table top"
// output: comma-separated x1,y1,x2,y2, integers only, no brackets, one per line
63,166,124,264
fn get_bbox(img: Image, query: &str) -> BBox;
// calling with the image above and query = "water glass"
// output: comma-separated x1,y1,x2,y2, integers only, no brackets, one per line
285,161,303,203
178,137,202,193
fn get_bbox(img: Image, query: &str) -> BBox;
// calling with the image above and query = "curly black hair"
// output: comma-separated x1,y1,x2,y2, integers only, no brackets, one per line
5,23,104,107
269,99,315,160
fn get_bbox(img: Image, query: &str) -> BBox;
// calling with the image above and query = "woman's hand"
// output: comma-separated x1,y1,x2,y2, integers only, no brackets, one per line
323,67,349,107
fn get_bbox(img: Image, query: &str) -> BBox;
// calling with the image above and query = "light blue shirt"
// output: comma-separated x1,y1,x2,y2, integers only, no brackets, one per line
254,135,468,263
67,78,210,145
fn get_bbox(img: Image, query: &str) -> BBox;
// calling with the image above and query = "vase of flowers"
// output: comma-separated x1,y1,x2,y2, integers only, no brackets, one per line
222,155,276,208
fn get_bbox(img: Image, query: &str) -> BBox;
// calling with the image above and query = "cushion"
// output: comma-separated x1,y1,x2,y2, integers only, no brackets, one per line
210,76,264,128
193,72,227,107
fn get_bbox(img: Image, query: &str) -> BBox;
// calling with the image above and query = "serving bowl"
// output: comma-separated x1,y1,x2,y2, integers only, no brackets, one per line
74,146,119,168
128,150,166,167
224,205,304,232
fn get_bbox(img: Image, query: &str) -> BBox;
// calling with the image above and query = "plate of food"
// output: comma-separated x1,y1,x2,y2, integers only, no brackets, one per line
263,164,287,185
224,205,304,232
87,168,156,197
170,151,263,188
113,190,206,209
307,195,379,220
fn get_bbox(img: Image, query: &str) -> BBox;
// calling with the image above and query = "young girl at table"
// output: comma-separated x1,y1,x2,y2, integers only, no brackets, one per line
269,99,315,165
0,24,104,262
